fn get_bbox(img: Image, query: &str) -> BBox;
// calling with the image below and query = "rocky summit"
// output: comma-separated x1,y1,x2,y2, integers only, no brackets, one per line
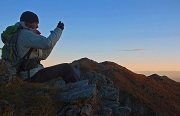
0,58,180,116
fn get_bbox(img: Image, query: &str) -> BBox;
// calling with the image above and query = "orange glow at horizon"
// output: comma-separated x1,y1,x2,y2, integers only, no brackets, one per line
41,59,180,71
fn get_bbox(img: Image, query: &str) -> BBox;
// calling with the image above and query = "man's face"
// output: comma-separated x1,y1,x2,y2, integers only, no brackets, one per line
28,22,39,29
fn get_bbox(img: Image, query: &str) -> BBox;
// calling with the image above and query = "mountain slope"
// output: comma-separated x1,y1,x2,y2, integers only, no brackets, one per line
71,58,180,116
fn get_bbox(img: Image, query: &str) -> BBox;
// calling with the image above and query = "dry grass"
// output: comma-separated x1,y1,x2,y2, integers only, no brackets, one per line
0,76,62,116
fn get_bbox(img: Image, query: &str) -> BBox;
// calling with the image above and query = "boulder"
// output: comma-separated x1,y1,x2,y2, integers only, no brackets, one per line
60,83,97,104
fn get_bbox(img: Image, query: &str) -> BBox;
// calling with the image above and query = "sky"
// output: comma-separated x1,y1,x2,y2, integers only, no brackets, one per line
0,0,180,76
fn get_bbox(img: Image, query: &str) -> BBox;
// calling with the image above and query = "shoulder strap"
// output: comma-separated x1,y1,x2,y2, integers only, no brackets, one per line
16,47,34,74
22,48,34,59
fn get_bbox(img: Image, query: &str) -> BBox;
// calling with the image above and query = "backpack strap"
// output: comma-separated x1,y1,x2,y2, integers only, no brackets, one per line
16,47,34,74
23,47,33,82
22,47,34,59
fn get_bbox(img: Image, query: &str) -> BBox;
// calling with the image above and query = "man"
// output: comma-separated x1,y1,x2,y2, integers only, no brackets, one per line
16,11,79,83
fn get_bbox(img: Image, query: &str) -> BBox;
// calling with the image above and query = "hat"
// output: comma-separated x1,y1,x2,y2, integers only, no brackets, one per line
20,11,39,23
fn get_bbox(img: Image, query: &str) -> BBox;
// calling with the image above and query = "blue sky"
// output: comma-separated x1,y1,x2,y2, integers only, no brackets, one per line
0,0,180,72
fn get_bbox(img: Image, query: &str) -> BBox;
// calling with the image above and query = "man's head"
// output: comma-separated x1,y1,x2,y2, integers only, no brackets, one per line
20,11,39,29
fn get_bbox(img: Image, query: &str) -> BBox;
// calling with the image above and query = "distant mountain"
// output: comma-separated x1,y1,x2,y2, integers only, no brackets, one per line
71,58,180,116
135,71,180,82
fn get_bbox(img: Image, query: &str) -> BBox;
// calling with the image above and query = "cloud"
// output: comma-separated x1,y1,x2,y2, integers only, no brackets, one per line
117,48,155,52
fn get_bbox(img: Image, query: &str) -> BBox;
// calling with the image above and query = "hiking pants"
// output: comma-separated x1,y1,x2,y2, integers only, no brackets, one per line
30,63,79,83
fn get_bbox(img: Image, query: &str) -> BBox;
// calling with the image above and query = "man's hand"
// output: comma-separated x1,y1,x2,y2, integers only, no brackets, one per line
57,21,64,30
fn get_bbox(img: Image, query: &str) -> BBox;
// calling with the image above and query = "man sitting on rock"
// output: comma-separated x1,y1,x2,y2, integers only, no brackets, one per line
13,11,79,83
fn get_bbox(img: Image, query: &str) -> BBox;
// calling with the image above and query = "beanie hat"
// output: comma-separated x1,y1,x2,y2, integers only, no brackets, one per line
20,11,39,23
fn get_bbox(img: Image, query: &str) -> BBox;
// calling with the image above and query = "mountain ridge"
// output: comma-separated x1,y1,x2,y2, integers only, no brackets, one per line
71,57,180,116
135,71,180,82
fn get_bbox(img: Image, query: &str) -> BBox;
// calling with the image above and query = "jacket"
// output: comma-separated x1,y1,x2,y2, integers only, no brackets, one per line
15,21,63,80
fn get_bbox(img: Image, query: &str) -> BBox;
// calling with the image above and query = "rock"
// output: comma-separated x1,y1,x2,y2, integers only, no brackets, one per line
0,60,16,82
113,107,131,116
53,80,65,87
96,108,112,116
105,78,114,86
65,110,77,116
59,80,89,92
60,84,97,104
0,76,6,81
2,100,10,105
58,105,81,116
80,104,92,116
98,86,119,101
36,91,44,95
86,72,113,86
6,67,16,76
99,99,120,109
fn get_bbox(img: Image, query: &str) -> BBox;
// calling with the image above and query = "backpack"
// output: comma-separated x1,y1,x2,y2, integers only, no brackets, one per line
1,25,36,72
1,25,40,82
1,25,23,66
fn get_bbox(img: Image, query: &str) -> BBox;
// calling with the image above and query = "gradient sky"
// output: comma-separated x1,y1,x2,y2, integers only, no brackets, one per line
0,0,180,72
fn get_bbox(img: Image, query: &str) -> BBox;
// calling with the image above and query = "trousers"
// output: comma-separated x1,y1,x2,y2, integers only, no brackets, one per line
30,63,79,83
